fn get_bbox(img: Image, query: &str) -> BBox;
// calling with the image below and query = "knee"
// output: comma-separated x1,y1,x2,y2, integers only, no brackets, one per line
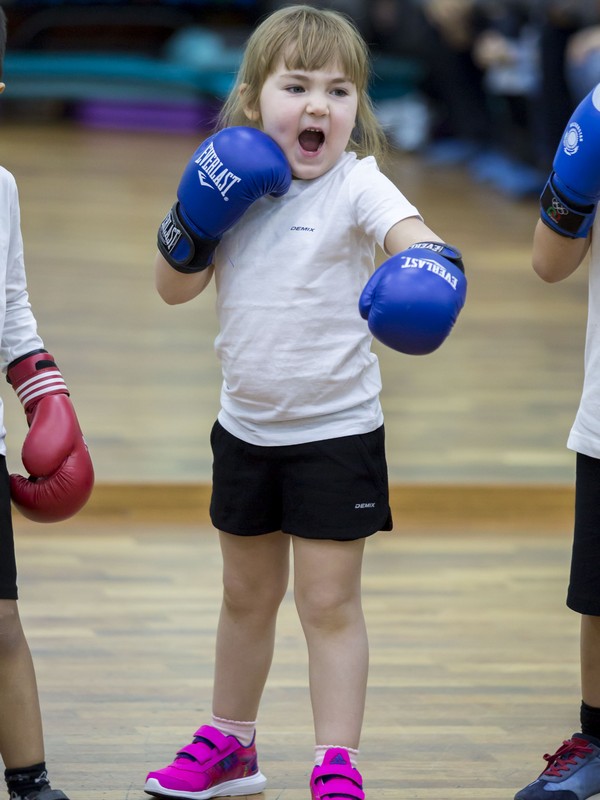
222,572,288,619
295,584,359,633
0,601,25,654
583,614,600,634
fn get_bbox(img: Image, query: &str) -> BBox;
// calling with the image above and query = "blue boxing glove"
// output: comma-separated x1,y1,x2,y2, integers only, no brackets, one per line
359,242,467,355
541,84,600,238
158,126,292,272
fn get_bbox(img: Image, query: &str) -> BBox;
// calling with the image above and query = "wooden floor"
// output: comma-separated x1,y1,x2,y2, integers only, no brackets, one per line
0,119,589,798
17,514,579,800
0,119,589,486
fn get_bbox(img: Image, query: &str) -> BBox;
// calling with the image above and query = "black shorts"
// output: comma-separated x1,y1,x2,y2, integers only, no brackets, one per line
568,452,600,615
0,456,17,600
209,420,393,541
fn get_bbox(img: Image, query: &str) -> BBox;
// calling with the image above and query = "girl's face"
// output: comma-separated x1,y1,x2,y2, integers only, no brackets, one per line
245,57,358,180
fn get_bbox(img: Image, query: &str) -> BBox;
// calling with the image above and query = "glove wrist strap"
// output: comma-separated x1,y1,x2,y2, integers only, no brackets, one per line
158,202,220,273
408,242,465,273
540,176,597,238
7,351,69,411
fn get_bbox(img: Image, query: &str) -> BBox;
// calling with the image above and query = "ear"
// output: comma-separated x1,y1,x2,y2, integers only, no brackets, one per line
239,82,260,122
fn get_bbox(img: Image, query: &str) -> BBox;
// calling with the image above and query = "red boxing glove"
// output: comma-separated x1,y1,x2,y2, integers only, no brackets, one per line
7,350,94,522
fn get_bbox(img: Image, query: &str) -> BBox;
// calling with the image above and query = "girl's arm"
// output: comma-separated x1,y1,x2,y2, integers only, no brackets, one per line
155,252,214,305
532,220,590,283
383,217,446,256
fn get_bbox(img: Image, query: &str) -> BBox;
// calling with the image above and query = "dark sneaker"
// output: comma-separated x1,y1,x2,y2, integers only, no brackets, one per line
10,789,69,800
515,733,600,799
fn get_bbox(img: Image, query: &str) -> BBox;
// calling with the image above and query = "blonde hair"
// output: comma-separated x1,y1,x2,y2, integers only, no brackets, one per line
217,4,388,162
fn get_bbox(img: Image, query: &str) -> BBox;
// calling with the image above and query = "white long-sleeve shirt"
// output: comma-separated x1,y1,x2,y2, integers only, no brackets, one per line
0,166,45,455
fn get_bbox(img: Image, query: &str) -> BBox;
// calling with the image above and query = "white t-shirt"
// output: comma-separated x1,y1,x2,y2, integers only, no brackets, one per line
213,152,421,446
568,214,600,457
0,167,45,455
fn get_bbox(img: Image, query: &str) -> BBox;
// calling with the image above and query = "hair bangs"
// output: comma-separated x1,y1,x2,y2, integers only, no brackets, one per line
281,13,369,91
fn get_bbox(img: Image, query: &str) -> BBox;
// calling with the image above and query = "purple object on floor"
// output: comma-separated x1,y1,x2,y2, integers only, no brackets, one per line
75,100,220,132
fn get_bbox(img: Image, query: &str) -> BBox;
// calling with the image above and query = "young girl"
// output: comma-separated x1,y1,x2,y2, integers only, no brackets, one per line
144,5,465,799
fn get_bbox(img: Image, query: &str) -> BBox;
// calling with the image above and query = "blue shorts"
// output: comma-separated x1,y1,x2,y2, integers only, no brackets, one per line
0,456,18,600
568,452,600,615
209,420,393,541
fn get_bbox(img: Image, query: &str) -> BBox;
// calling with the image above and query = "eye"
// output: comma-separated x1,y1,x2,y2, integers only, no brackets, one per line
332,87,350,97
286,85,305,94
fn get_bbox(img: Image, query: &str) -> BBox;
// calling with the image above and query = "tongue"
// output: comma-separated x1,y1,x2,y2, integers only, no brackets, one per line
299,130,322,152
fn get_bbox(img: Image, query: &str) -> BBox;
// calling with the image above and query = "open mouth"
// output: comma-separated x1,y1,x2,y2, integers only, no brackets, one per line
298,128,325,153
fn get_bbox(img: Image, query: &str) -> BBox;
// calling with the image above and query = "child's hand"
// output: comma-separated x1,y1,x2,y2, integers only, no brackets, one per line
7,350,94,522
541,84,600,238
158,127,291,273
359,243,467,355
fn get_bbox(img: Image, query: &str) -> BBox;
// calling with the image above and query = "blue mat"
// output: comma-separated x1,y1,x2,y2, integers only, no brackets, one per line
3,50,240,102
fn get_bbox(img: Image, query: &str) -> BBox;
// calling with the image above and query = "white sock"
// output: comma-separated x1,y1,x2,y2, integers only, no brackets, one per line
211,714,256,747
314,745,359,767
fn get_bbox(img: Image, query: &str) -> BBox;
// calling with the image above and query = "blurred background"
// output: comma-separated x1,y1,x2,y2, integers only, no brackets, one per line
1,0,597,490
1,8,593,794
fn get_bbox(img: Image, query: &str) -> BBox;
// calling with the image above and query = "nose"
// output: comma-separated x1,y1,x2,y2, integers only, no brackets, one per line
306,92,329,116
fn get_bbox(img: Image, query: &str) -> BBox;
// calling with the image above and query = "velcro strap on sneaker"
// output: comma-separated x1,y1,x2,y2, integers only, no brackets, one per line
177,725,236,765
311,764,365,800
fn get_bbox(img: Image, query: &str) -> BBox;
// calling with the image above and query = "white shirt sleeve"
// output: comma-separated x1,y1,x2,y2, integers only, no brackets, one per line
347,156,422,251
0,168,45,373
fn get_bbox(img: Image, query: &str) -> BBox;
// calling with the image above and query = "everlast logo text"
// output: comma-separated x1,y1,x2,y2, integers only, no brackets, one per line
160,210,181,253
195,143,242,201
400,256,459,290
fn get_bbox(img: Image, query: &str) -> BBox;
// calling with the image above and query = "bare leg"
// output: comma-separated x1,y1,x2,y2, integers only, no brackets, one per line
292,537,367,748
0,600,44,767
212,531,290,721
581,615,600,708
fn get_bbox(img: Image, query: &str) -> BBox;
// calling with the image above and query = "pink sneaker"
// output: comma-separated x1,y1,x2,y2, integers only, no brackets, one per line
144,725,267,799
310,748,365,800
